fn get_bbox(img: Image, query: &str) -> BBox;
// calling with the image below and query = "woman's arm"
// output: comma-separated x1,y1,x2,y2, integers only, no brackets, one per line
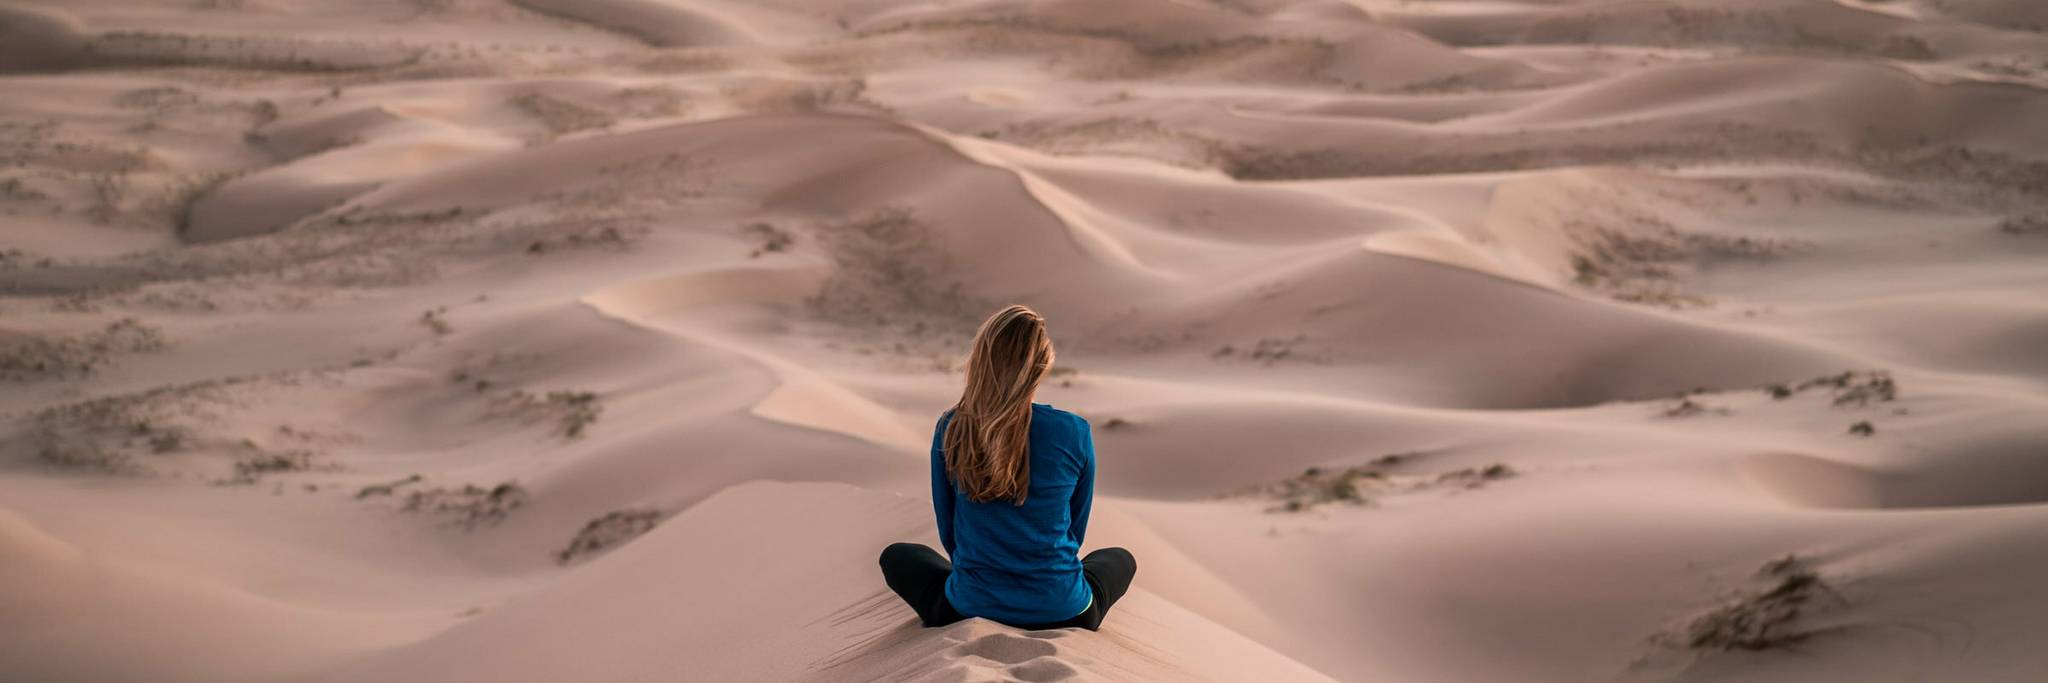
931,413,957,556
1068,416,1095,547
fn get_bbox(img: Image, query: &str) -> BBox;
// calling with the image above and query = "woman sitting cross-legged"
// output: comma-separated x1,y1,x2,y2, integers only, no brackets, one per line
879,304,1136,631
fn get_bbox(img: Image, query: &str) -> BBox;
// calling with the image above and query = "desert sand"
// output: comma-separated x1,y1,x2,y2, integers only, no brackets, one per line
3,0,2047,681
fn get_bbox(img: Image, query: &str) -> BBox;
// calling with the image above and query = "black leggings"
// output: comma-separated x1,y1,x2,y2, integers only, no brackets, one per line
878,543,1137,631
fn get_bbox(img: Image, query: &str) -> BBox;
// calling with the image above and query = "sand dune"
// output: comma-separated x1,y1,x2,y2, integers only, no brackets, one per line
313,481,1334,682
511,0,762,48
1931,0,2048,31
0,5,94,73
4,0,2048,681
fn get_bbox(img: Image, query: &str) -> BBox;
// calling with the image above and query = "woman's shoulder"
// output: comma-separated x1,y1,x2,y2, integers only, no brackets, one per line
1031,402,1089,430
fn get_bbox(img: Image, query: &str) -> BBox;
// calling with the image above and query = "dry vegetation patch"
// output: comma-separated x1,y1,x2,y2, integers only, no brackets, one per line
572,151,711,210
741,222,794,258
1658,396,1731,418
1567,218,1798,309
12,202,488,309
805,207,987,333
403,481,530,529
1212,335,1325,365
7,376,332,478
219,449,323,485
0,247,49,269
1999,214,2048,235
419,306,454,336
88,31,427,71
1761,370,1897,407
356,473,425,499
524,224,630,255
485,388,603,439
853,19,1337,87
613,86,688,119
1668,555,1842,652
0,317,166,381
1235,454,1511,512
981,117,1228,170
512,92,616,140
555,508,667,564
784,78,893,114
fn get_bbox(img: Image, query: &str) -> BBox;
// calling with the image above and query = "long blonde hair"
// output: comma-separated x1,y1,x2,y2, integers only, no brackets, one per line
944,305,1055,504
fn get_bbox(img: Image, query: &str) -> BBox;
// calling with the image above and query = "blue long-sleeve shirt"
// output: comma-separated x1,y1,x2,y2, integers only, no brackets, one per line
933,403,1095,625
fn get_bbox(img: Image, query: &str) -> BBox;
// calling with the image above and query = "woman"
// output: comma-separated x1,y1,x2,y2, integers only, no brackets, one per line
879,305,1137,631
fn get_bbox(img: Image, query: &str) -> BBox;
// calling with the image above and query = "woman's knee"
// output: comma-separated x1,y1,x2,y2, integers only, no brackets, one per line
879,542,926,567
1088,547,1136,572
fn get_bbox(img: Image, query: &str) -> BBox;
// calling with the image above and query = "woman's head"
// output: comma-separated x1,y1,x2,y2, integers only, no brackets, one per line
944,305,1055,504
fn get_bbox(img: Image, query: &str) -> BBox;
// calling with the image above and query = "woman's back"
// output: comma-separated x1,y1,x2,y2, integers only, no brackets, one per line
877,304,1134,632
931,403,1094,625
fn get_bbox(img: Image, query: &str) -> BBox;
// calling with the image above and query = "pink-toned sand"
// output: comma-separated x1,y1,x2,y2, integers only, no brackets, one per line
4,1,2048,681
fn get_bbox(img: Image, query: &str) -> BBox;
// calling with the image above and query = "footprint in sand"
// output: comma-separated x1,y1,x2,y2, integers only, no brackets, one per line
936,632,1084,682
952,631,1059,663
1005,656,1082,682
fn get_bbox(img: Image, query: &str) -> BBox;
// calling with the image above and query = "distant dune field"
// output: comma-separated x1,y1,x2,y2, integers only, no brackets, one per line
3,1,2047,681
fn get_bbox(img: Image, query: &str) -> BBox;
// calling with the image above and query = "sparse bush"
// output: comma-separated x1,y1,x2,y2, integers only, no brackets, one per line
613,86,688,119
804,207,988,337
1,317,167,381
1233,452,1505,512
1824,373,1896,407
1213,335,1313,364
403,481,530,529
1565,219,1799,309
1760,370,1898,407
547,391,600,438
220,450,316,485
526,225,630,255
481,385,601,439
1437,464,1515,488
1253,465,1382,511
419,307,452,335
86,173,129,224
17,378,235,475
148,430,185,453
37,441,136,474
555,508,666,564
1999,214,2047,235
1660,398,1717,418
1679,555,1838,651
742,222,793,258
512,92,615,138
357,474,424,499
1369,453,1415,468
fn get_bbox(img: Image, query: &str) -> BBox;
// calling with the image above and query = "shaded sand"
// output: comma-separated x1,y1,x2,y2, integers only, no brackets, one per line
4,0,2048,681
